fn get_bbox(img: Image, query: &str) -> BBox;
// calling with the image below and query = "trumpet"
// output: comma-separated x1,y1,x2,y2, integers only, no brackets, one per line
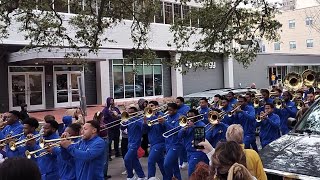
227,104,241,117
9,133,43,151
162,114,204,138
0,132,24,145
256,112,268,122
295,100,309,110
25,143,60,159
39,135,82,148
273,98,284,109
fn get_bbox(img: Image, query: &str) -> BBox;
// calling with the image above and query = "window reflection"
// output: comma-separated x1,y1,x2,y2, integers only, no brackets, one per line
154,66,162,96
135,65,144,97
164,2,173,24
144,65,154,96
113,65,124,99
125,66,134,98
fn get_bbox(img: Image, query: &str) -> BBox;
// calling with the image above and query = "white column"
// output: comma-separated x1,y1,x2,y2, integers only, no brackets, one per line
171,53,184,97
96,60,110,105
224,54,235,88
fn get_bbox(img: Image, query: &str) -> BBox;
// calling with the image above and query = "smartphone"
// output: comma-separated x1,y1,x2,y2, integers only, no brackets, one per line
193,127,205,149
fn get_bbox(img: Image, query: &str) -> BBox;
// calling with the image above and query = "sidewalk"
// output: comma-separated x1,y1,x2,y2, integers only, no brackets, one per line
29,105,105,123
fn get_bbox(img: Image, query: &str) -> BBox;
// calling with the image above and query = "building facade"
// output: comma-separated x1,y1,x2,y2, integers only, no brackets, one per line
0,0,232,113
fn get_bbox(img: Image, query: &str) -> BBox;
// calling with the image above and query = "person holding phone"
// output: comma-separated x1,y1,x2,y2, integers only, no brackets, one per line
178,109,208,177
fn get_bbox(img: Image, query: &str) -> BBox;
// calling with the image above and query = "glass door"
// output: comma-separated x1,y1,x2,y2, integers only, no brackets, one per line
54,72,81,108
9,73,45,111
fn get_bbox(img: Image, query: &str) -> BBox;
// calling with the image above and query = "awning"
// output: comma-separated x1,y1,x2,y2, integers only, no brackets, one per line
9,48,123,62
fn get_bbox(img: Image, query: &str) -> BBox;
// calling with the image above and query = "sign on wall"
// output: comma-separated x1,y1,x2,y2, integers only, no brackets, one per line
185,61,216,69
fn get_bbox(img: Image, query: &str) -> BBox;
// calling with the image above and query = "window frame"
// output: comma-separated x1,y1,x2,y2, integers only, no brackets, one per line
306,39,314,48
306,17,313,26
289,41,297,50
289,19,296,29
112,59,163,99
274,42,281,51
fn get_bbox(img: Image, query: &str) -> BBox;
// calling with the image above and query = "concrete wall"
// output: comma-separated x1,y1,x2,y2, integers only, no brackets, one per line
233,53,320,88
182,56,224,95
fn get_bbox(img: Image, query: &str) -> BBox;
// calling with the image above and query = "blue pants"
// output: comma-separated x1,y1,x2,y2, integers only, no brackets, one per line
244,134,258,152
41,172,59,180
124,147,145,178
187,152,209,177
179,146,188,166
148,144,169,180
164,146,182,180
103,138,109,177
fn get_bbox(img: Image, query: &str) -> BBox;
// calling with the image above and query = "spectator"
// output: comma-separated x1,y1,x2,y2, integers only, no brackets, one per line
20,103,29,123
0,157,41,180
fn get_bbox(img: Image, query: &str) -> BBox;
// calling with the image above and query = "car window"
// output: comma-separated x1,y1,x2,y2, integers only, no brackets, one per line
296,102,320,134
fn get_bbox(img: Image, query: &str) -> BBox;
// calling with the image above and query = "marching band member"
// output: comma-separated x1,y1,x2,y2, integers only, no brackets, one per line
6,117,39,158
205,109,228,148
211,94,222,109
0,110,23,137
306,90,316,107
219,98,233,125
261,89,274,104
257,103,280,148
55,123,81,180
29,119,60,180
138,99,149,157
232,96,257,152
198,98,210,124
274,88,283,99
275,91,297,135
245,92,254,108
178,109,208,177
60,120,106,180
93,111,111,179
176,97,190,169
122,106,146,180
143,101,168,180
158,103,183,180
226,92,238,107
103,97,121,159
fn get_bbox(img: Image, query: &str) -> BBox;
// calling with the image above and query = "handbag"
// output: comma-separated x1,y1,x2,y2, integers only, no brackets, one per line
137,146,145,158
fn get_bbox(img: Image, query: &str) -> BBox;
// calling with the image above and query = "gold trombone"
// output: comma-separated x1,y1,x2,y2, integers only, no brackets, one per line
162,114,204,138
25,143,61,159
205,111,226,132
39,135,82,148
227,104,242,117
9,133,43,151
0,132,24,146
147,112,169,127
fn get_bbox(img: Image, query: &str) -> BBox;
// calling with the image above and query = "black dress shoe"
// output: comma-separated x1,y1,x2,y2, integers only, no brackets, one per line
109,157,112,161
105,175,112,179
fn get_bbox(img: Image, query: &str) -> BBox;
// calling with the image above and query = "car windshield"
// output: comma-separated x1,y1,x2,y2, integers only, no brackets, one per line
296,101,320,134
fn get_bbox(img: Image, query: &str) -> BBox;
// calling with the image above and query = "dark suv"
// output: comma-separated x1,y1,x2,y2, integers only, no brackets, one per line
260,99,320,180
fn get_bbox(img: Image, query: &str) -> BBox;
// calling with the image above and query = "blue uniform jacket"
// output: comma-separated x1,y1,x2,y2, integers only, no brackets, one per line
177,104,190,116
34,133,59,180
125,117,143,149
63,135,106,180
221,106,233,125
205,122,228,148
233,105,256,136
257,113,280,147
143,112,165,146
199,107,210,124
53,138,80,180
229,98,238,107
1,121,23,137
163,113,183,150
178,121,206,153
6,131,38,158
274,100,297,134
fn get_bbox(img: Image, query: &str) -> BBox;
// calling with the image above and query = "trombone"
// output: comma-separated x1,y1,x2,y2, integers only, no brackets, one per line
147,112,169,126
227,104,242,117
0,132,24,146
39,135,82,148
205,111,227,132
9,133,43,151
162,114,204,138
25,143,60,159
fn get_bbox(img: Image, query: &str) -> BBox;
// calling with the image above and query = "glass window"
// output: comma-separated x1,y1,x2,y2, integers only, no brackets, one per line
174,4,181,23
190,7,199,27
54,0,68,13
135,65,144,97
144,65,154,96
306,17,313,26
274,42,280,51
9,67,44,72
54,66,82,71
113,65,124,99
182,5,190,26
164,2,173,24
289,41,296,49
70,0,83,14
154,65,162,96
124,66,134,98
155,1,164,23
38,0,52,11
306,39,314,48
113,59,123,64
289,20,295,29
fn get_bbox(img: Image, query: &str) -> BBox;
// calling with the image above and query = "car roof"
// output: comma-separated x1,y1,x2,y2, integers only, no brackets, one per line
184,88,259,98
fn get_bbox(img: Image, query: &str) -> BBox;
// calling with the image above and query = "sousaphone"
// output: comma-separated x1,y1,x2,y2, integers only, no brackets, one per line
302,69,316,87
283,72,303,91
